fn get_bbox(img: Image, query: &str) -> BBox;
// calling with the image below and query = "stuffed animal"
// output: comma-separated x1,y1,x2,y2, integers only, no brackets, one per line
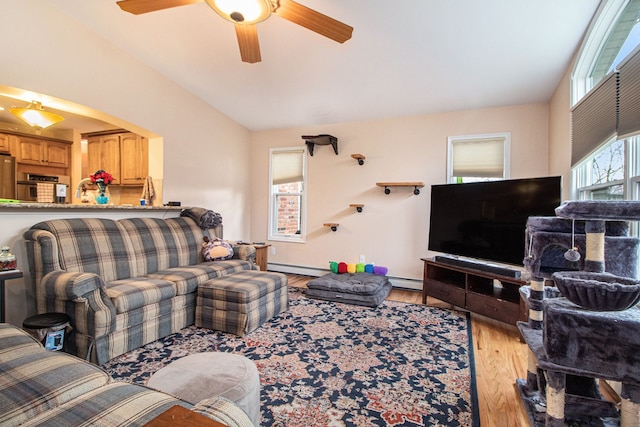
202,236,234,261
338,262,348,273
329,261,338,273
373,266,388,276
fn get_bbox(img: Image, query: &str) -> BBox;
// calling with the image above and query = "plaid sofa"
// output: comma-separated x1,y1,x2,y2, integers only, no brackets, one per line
24,216,257,365
0,323,254,427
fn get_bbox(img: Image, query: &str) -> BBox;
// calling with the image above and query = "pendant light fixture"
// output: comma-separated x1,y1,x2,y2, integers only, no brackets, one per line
205,0,272,24
8,101,64,131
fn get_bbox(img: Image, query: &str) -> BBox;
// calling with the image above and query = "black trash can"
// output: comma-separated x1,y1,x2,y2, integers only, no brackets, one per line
23,313,71,351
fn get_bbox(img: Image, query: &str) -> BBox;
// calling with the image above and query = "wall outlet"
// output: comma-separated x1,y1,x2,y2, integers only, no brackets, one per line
359,255,365,263
270,246,276,255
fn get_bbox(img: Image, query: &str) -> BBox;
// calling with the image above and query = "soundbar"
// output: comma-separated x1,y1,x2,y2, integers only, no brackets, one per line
433,255,522,278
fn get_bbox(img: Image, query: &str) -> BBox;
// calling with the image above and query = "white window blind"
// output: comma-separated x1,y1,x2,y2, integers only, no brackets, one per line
271,149,304,185
451,137,505,178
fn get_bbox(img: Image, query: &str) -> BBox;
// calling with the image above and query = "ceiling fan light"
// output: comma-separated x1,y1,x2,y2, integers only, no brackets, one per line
207,0,271,24
8,101,64,130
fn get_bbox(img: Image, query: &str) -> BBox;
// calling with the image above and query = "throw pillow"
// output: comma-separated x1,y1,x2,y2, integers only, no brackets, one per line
202,236,234,261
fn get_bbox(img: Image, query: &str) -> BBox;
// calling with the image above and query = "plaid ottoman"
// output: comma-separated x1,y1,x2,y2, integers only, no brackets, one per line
196,271,289,336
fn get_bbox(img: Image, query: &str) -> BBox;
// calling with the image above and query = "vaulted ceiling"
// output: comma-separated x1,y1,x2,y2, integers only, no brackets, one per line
44,1,600,131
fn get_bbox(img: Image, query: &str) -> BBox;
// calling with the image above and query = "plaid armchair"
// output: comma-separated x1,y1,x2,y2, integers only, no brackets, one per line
0,323,254,427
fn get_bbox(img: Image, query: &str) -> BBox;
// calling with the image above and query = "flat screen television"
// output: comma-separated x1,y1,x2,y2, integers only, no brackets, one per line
428,176,562,267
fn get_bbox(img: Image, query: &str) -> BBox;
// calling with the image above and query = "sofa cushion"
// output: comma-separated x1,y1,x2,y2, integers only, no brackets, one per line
145,266,225,295
119,217,208,275
104,277,177,313
18,382,190,427
0,351,110,427
146,261,256,295
112,293,195,332
0,324,44,363
201,260,258,276
29,218,139,282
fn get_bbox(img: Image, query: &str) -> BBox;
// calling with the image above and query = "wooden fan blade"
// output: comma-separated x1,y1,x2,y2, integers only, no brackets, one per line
274,0,353,43
235,24,261,63
117,0,203,15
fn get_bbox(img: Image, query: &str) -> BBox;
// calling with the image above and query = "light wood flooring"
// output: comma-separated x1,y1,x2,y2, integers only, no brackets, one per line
286,274,530,426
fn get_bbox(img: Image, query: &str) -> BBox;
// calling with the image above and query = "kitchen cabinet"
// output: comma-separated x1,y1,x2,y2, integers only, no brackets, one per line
87,135,121,184
120,133,148,185
17,137,70,169
0,134,10,153
86,132,147,186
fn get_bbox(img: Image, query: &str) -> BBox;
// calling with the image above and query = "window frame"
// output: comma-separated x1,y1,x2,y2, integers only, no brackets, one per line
571,0,629,105
268,146,307,243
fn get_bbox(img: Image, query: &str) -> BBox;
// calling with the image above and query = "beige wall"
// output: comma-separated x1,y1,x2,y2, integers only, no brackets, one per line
250,103,551,285
549,58,576,200
0,2,252,240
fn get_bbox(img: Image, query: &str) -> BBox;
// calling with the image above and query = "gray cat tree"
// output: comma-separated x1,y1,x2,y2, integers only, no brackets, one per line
517,200,640,427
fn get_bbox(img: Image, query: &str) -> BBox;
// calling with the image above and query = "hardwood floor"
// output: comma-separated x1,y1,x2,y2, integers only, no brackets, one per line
286,274,530,426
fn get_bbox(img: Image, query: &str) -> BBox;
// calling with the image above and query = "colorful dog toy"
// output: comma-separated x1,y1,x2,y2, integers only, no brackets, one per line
328,261,387,275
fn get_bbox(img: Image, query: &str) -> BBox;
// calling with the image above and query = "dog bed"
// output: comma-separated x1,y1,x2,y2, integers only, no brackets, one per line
305,272,392,307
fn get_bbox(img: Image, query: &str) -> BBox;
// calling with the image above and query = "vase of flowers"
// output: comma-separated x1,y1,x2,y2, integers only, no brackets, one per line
90,169,114,205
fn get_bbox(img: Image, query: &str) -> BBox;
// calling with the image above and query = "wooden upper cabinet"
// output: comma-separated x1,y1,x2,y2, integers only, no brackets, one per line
87,135,120,184
16,137,42,165
44,141,70,168
17,137,70,168
120,133,148,185
0,133,10,153
86,132,148,186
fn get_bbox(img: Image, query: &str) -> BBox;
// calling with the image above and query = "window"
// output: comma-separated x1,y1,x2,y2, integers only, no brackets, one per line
268,147,307,242
571,0,640,202
447,133,510,183
573,138,629,200
573,0,640,103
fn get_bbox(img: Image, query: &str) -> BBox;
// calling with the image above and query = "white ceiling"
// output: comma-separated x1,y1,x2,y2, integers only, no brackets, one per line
42,0,600,132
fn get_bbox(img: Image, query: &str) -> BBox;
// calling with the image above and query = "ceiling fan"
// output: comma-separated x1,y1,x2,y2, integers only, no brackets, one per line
116,0,353,63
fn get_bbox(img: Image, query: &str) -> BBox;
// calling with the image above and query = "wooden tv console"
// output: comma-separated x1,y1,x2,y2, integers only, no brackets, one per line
421,258,527,324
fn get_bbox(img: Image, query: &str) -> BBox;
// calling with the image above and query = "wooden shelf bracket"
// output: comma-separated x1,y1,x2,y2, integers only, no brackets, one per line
351,153,365,165
323,223,339,232
376,182,425,195
349,203,364,213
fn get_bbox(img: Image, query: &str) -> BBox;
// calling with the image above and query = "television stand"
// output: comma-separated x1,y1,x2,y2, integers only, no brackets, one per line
422,258,527,324
433,255,521,278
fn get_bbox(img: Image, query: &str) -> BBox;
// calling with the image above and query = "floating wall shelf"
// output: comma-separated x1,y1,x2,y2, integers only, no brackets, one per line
376,182,425,195
351,154,365,165
323,223,339,232
302,134,338,156
349,203,364,212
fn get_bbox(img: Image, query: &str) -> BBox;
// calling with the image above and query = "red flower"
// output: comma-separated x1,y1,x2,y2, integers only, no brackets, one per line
90,170,114,186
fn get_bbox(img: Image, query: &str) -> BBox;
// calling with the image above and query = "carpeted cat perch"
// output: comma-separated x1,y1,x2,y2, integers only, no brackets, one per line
517,200,640,427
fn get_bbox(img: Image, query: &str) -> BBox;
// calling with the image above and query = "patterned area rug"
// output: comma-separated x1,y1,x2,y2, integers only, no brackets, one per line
105,288,479,426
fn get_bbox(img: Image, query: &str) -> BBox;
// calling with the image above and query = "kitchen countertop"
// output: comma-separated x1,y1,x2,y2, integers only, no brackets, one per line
0,203,184,210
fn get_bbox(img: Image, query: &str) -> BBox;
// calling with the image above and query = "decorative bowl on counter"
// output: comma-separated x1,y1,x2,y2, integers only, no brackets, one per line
552,271,640,311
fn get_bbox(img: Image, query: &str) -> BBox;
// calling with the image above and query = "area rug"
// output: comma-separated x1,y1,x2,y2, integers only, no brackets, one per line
104,288,479,427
